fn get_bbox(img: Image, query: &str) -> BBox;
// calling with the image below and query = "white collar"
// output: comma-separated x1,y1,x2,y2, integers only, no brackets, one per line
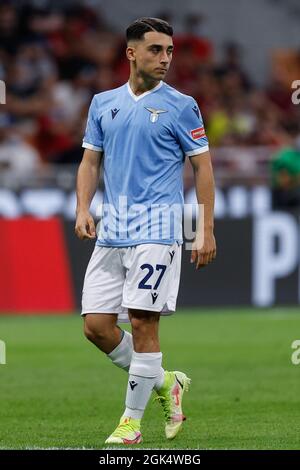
126,81,163,102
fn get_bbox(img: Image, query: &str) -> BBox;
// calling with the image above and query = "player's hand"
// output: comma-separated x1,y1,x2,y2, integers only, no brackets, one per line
75,210,96,240
190,231,216,269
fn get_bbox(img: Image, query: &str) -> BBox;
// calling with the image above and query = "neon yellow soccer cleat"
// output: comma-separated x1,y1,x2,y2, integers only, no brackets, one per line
105,416,142,445
154,370,191,440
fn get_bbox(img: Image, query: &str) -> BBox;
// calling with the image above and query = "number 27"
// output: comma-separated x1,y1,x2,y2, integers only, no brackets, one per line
138,264,167,290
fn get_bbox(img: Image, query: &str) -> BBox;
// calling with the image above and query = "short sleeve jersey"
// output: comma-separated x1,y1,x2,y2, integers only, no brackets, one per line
83,81,209,246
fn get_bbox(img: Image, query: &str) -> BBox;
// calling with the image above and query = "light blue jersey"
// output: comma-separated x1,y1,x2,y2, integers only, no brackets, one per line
82,81,209,246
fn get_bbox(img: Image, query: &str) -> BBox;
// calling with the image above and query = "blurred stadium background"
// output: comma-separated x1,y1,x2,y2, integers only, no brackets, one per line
1,0,300,450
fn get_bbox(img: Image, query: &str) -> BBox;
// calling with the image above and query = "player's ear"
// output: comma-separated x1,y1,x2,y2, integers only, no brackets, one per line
126,45,136,62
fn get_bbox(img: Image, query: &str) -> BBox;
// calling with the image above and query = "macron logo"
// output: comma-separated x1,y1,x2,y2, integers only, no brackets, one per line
169,250,175,264
192,105,200,119
129,380,138,391
111,108,120,120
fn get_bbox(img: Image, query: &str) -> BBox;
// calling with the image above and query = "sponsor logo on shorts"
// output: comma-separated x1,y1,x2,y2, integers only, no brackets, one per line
151,292,159,304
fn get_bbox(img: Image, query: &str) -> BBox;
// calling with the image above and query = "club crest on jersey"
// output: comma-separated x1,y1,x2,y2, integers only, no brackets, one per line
145,107,168,123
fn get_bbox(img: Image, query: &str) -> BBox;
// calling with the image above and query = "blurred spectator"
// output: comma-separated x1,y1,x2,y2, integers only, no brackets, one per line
8,40,57,98
179,13,213,61
171,13,213,93
34,69,90,162
0,113,41,177
0,0,300,174
271,124,300,209
0,2,20,56
215,42,252,92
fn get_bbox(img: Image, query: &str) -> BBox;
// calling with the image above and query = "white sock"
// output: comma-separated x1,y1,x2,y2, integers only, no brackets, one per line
106,330,165,390
123,351,163,420
107,330,133,372
154,367,165,390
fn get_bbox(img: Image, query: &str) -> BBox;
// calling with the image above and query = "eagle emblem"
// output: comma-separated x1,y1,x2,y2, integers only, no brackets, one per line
145,107,168,123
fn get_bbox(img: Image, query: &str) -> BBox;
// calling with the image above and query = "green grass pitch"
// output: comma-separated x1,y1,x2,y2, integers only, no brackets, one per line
0,309,300,450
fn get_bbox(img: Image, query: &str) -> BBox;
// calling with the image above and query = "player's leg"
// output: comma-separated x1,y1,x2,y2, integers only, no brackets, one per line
83,313,121,354
83,313,132,373
124,243,190,440
81,246,133,371
123,309,164,419
129,308,160,352
105,243,190,444
105,308,162,445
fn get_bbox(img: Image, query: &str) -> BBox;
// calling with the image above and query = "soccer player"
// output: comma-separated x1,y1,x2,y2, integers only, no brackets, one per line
75,17,216,445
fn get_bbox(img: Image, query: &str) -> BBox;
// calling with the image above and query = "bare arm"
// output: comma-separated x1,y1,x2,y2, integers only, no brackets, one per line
189,150,217,269
75,148,102,240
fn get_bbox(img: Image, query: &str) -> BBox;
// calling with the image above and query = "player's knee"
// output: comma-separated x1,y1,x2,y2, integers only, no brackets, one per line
83,317,113,344
84,325,98,343
130,317,143,332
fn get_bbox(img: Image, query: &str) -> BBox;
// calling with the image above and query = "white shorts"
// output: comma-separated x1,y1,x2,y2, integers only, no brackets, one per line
81,242,182,323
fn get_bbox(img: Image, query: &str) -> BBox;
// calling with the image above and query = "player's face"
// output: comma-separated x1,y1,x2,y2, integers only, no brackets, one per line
128,31,173,81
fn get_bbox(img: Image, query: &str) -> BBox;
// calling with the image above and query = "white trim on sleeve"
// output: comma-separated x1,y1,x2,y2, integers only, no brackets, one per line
185,145,209,157
82,142,103,151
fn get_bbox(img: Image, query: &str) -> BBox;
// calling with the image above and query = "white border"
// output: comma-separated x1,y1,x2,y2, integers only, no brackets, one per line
82,142,103,151
185,145,209,157
126,81,163,102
